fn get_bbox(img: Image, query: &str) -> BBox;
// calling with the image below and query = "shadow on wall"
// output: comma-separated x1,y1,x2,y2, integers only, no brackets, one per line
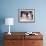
0,16,5,46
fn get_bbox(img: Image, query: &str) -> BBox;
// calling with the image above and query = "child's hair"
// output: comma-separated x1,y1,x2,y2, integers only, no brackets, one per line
29,11,32,13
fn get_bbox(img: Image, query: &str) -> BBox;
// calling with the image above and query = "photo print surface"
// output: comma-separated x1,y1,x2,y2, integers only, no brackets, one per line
18,9,35,23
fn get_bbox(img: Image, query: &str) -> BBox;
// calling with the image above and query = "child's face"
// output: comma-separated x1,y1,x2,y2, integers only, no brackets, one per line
22,13,26,18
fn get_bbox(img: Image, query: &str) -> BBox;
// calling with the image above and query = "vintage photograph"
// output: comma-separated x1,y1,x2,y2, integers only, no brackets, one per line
18,9,35,23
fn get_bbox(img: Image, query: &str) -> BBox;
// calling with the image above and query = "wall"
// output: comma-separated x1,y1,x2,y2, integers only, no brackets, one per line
0,0,46,32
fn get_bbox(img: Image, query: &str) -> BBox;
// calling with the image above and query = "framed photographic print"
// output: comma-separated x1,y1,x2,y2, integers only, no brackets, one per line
18,9,35,23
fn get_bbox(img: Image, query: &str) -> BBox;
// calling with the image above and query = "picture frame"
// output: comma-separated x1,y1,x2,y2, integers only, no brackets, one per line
18,9,35,23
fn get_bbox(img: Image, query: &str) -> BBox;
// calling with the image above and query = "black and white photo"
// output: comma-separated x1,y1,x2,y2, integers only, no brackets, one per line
18,9,35,23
